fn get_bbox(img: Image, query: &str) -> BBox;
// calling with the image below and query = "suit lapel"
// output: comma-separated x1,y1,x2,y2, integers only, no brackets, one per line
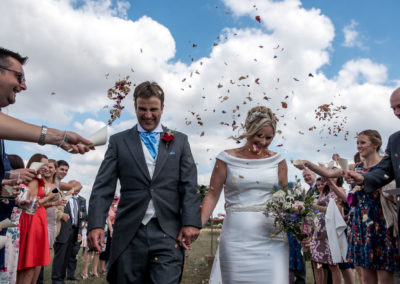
152,126,170,182
124,125,151,181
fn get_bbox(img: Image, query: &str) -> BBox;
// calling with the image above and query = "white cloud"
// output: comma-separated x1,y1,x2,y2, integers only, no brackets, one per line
2,0,399,216
342,19,366,50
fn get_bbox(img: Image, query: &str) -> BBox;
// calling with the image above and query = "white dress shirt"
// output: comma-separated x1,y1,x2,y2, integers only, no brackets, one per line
137,123,163,225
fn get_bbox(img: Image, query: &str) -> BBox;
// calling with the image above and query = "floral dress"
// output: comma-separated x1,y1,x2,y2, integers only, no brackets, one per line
311,191,335,264
347,162,399,271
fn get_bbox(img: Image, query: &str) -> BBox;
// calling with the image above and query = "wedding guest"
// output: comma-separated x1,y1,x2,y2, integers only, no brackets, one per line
325,178,355,284
0,47,93,155
347,87,400,283
296,129,399,284
66,192,86,281
17,154,53,284
52,160,84,283
310,178,341,284
37,159,66,284
99,195,119,275
43,159,65,248
81,247,100,279
2,154,25,283
80,220,88,259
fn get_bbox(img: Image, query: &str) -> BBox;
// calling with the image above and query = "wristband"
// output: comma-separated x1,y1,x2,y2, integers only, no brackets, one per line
38,125,48,146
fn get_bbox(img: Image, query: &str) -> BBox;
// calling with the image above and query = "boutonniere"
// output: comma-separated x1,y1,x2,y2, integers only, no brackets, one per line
162,130,175,148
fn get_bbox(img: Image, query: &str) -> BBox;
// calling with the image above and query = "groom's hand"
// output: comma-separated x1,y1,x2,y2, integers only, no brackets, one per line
88,228,105,253
177,226,200,250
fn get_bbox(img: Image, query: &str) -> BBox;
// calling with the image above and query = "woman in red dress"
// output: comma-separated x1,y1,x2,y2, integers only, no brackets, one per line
17,154,51,284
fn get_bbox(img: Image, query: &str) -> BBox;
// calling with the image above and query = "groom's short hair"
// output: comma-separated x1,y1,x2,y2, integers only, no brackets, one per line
133,81,164,106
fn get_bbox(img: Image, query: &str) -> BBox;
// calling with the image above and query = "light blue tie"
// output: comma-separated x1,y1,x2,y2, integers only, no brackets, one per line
140,132,158,159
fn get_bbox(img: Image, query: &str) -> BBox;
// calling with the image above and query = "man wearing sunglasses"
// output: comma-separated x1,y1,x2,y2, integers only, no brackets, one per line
0,47,94,158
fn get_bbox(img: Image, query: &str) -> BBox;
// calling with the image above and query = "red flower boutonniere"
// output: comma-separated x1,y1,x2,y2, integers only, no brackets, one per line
162,130,175,148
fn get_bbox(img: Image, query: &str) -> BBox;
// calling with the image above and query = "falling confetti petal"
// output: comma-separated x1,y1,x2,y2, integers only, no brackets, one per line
255,15,261,23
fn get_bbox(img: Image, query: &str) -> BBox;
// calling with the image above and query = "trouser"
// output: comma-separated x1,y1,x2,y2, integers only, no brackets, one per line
36,266,44,284
66,239,82,278
107,218,184,284
51,227,78,284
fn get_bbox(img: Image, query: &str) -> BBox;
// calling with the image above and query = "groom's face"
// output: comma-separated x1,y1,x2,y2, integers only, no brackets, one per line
135,96,164,132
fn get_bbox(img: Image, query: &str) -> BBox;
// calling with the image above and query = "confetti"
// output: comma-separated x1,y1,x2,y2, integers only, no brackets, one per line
281,102,288,109
107,76,132,125
232,177,237,183
255,15,261,23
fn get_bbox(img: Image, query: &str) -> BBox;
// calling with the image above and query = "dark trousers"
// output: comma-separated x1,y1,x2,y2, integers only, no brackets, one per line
292,269,306,284
107,218,184,284
66,240,82,278
51,227,78,284
36,266,44,284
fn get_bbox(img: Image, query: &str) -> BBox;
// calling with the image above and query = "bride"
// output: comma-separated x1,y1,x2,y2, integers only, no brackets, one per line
201,106,289,283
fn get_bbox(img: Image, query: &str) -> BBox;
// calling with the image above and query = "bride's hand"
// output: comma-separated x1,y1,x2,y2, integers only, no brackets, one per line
301,236,312,250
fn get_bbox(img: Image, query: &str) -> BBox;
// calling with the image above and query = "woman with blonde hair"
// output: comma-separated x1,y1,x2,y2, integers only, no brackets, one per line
203,106,289,283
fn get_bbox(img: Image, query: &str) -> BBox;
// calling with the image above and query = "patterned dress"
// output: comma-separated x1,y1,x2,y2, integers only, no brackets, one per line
311,191,335,264
347,162,399,271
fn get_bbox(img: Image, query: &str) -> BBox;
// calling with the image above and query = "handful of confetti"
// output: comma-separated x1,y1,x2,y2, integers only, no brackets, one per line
107,76,132,125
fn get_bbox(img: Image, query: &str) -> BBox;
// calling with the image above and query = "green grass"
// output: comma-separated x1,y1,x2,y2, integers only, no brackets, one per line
44,230,359,283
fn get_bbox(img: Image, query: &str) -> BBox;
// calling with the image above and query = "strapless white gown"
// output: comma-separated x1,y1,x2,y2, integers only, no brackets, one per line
209,151,289,284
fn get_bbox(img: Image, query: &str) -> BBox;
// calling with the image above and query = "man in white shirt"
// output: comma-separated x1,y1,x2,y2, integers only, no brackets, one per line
87,81,201,284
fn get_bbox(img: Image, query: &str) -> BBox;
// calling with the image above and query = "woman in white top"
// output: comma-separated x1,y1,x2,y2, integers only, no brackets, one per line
201,106,289,284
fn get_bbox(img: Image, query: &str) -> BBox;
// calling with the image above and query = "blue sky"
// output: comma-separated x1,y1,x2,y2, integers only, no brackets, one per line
1,0,399,213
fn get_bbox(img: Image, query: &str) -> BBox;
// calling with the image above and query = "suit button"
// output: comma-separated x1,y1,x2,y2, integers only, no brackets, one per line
150,188,154,192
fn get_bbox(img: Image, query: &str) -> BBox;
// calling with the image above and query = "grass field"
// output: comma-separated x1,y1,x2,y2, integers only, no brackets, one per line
43,230,359,283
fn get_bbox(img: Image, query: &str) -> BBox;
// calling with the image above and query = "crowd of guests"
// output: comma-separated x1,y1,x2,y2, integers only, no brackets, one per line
0,154,120,283
288,129,399,284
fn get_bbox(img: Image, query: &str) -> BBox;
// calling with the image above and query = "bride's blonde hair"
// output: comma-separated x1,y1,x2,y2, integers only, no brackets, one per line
233,106,277,141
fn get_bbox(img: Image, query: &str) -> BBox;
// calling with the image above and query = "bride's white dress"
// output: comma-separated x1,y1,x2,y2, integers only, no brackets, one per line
209,151,289,284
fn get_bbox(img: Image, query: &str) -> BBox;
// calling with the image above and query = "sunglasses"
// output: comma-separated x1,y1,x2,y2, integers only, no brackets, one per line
0,66,25,84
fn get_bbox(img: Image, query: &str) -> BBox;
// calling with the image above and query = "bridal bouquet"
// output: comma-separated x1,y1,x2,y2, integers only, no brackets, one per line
265,181,321,261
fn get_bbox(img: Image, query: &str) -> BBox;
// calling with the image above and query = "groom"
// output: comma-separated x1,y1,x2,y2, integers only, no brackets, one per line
87,81,201,284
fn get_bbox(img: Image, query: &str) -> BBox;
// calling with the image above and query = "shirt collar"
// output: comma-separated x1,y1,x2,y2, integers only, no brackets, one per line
137,123,163,133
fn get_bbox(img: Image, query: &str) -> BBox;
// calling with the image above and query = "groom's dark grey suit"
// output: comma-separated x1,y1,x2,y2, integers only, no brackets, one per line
88,124,201,283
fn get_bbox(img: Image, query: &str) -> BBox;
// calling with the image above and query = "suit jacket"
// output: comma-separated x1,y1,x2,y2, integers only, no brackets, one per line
364,131,400,192
88,125,201,266
77,195,87,235
56,196,83,243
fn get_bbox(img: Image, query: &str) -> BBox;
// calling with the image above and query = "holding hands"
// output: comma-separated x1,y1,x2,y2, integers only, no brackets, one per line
177,226,200,250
